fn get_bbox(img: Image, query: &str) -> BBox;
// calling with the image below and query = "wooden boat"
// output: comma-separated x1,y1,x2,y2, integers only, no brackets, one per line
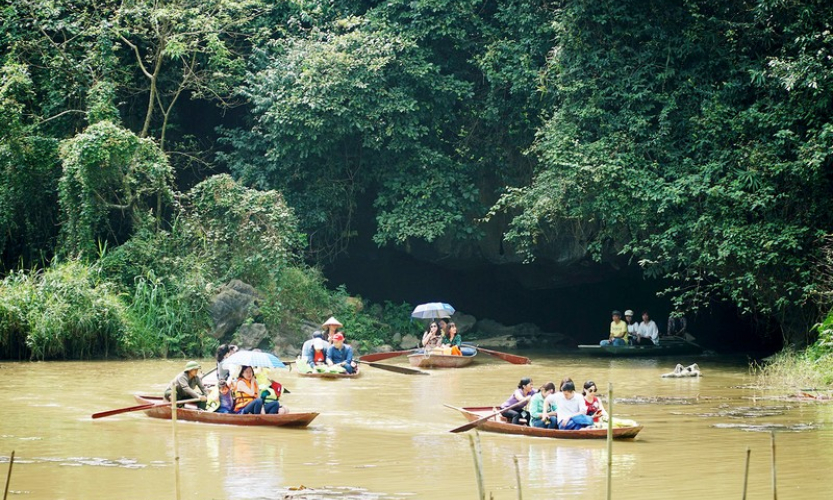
577,336,702,357
448,406,642,439
133,395,318,427
296,369,361,379
408,347,477,368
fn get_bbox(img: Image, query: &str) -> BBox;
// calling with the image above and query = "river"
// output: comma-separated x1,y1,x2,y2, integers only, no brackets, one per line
2,354,832,499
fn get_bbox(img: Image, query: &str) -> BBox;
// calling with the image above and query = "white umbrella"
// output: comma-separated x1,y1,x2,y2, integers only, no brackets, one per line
411,302,456,319
222,349,286,369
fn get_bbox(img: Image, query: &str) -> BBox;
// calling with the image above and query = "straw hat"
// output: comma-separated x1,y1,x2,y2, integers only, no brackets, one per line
321,316,343,328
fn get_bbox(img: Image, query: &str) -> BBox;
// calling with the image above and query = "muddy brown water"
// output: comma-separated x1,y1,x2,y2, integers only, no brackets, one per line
2,355,832,499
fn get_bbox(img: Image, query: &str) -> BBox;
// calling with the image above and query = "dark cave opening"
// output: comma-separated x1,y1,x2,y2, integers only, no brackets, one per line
323,245,781,355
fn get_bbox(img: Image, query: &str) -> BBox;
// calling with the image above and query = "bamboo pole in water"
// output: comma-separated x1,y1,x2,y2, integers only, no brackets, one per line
3,450,14,500
172,389,181,500
513,455,522,500
606,383,613,500
468,432,486,500
742,447,751,500
770,432,777,500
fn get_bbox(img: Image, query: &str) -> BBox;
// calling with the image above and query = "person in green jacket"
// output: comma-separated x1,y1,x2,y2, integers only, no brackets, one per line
164,360,208,409
442,322,463,355
529,382,557,429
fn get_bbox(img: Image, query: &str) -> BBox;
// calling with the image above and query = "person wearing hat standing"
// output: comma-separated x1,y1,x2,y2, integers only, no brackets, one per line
600,310,628,346
326,333,357,374
164,361,208,409
321,316,344,344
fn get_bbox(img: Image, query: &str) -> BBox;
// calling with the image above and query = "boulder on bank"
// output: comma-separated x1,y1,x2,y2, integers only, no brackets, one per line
233,323,269,350
399,334,420,349
210,280,260,339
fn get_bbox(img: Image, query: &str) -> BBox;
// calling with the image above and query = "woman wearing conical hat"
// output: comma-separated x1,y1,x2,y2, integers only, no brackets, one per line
321,316,343,343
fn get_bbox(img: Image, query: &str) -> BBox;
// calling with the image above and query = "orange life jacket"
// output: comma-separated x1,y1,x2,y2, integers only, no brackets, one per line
233,377,259,412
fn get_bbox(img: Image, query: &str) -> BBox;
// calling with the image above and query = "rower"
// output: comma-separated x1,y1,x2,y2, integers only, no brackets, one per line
164,360,208,409
326,333,357,374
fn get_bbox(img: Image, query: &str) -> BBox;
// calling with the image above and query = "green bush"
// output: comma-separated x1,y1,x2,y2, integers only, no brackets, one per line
0,261,129,360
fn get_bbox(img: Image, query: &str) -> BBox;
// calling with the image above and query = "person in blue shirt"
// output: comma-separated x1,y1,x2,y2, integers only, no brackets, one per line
326,333,357,374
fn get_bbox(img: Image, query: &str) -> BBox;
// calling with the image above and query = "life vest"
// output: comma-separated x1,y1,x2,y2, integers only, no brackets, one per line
262,381,283,403
233,377,259,412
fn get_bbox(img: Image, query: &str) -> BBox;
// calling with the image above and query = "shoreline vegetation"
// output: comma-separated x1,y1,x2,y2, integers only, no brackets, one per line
4,1,833,360
755,316,833,390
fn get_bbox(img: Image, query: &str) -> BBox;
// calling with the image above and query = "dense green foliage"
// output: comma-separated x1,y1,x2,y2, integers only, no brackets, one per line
3,0,833,358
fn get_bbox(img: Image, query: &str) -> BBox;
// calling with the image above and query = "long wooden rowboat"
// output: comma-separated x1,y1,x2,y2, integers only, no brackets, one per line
133,395,318,427
577,337,702,357
448,406,642,439
408,347,477,368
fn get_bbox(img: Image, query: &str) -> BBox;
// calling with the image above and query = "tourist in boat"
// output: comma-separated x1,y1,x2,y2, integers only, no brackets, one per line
667,315,688,338
633,311,659,345
624,310,637,344
442,322,463,355
215,344,237,385
207,379,235,413
322,316,344,344
544,377,571,424
500,377,536,425
529,382,557,429
554,381,593,430
300,331,325,367
312,337,328,365
600,310,628,346
582,381,607,423
326,332,357,374
259,372,287,414
234,365,278,414
422,321,443,350
164,360,208,409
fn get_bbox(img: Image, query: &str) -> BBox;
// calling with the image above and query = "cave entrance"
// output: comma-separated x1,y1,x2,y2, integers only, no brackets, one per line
323,247,775,354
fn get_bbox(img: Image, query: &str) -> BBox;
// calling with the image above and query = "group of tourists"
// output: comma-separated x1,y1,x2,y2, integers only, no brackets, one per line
601,309,660,346
500,377,608,430
163,344,289,416
298,316,358,374
421,319,463,355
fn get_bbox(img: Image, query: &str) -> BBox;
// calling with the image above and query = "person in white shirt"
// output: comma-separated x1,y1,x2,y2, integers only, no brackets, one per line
553,381,591,430
624,309,638,344
634,311,659,345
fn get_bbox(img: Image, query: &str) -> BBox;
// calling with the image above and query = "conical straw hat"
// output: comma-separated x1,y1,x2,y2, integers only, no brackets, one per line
321,316,343,328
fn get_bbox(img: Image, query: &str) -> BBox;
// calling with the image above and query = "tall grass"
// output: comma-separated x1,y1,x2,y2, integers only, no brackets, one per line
756,313,833,389
0,261,129,359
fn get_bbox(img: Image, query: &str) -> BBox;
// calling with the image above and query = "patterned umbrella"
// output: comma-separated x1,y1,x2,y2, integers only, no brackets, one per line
222,349,286,369
411,302,456,319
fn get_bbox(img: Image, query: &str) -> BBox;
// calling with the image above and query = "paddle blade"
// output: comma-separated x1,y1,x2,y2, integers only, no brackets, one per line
359,350,414,363
477,347,531,365
359,360,429,375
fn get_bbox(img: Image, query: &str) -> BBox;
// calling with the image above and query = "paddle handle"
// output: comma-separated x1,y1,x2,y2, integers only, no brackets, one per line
92,397,202,419
449,398,527,433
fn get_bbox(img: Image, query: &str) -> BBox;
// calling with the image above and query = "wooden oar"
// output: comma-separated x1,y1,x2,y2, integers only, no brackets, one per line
359,349,415,363
92,397,201,419
464,344,531,365
448,398,528,433
356,359,429,375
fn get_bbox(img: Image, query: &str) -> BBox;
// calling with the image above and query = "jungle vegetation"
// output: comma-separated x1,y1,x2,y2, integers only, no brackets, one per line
1,0,832,367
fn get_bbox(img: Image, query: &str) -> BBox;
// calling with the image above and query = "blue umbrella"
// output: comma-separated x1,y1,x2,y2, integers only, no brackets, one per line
411,302,456,319
222,349,286,369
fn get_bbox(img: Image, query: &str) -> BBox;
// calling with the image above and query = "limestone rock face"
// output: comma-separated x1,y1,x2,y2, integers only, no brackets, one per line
451,312,476,334
468,318,571,349
399,334,420,349
210,280,259,339
233,323,269,349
